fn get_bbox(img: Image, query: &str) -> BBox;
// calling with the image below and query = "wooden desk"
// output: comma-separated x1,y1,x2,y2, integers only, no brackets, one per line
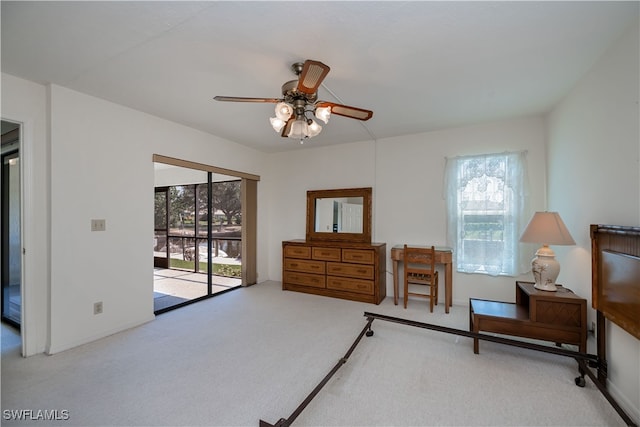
469,281,587,354
390,245,453,313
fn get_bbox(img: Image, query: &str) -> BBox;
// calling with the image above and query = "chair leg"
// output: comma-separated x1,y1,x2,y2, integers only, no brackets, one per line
403,280,408,309
429,286,434,312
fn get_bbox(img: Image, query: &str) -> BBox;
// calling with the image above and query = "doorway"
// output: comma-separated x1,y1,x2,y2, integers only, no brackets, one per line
1,121,21,328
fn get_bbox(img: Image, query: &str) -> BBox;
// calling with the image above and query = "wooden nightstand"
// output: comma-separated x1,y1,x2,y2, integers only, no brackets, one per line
469,281,587,354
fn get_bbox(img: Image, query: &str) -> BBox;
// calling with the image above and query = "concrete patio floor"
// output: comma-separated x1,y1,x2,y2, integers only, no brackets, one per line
153,268,241,311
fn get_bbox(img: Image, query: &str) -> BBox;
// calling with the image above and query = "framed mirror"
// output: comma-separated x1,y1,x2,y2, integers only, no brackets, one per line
306,187,372,243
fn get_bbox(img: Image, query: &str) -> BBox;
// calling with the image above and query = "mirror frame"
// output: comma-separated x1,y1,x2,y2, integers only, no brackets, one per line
306,187,372,243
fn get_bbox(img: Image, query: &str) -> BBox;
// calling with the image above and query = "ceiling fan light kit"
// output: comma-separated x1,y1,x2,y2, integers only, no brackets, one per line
214,59,373,144
275,102,294,121
269,116,286,133
315,106,331,124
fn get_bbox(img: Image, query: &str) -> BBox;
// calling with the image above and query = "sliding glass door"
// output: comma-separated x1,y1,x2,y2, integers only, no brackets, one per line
153,163,243,313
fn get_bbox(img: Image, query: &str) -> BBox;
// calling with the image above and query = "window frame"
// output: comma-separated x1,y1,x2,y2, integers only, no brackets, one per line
444,151,531,277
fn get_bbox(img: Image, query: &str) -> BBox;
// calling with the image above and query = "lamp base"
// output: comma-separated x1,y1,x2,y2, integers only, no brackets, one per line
531,245,560,292
533,281,558,292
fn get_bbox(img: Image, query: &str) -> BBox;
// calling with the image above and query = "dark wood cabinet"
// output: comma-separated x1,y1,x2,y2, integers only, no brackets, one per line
469,281,587,354
282,239,386,304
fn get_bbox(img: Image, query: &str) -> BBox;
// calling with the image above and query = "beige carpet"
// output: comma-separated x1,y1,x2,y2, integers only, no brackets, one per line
1,281,627,426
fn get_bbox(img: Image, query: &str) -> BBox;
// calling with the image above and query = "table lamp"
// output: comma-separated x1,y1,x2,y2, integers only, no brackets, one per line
519,212,576,291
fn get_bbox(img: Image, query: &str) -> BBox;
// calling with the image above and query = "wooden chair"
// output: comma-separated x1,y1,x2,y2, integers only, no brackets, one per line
403,245,439,312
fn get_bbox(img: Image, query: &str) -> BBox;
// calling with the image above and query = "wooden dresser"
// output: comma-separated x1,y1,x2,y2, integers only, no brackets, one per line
282,239,386,304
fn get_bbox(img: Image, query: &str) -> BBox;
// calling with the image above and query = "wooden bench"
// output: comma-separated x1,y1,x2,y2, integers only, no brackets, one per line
469,281,587,354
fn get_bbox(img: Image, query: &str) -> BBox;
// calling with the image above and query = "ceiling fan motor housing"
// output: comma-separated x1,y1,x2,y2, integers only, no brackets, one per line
281,80,317,106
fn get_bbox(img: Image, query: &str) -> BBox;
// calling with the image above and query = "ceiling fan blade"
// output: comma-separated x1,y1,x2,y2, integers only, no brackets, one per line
297,60,330,95
214,96,281,103
316,101,373,121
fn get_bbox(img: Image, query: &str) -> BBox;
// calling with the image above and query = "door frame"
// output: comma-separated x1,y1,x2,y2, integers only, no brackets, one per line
1,147,20,327
1,118,27,355
153,186,170,269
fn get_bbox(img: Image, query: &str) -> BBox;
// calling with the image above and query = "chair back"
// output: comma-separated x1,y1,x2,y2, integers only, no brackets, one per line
403,245,436,278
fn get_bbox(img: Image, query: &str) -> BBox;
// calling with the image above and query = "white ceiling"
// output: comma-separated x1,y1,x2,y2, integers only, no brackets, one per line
2,1,638,153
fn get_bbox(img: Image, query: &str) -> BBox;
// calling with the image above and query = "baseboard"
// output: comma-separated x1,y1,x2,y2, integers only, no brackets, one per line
607,378,640,426
46,314,156,355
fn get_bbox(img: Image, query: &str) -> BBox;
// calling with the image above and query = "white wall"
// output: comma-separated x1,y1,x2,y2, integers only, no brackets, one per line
548,19,640,422
265,140,376,280
376,117,547,303
1,78,270,354
268,116,547,304
46,85,270,353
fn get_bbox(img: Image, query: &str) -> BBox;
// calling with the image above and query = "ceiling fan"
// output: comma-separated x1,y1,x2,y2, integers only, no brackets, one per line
214,59,373,143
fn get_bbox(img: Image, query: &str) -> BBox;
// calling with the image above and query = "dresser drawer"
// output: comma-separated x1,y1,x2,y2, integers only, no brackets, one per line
312,247,341,262
284,245,312,259
284,258,325,274
327,262,374,279
342,249,374,264
327,276,374,294
283,271,325,289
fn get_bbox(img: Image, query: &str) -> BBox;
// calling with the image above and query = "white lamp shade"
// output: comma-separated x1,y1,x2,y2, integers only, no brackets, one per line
519,212,575,245
287,117,308,139
275,102,293,121
315,106,331,124
307,120,322,137
269,117,286,133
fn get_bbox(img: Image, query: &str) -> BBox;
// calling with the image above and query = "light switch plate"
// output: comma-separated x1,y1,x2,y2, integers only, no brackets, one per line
91,219,106,232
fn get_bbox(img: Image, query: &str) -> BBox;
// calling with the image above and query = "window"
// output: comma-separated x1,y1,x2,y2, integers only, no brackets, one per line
444,151,531,276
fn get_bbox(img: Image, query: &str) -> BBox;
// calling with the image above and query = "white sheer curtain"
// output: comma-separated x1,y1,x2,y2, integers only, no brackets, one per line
444,151,532,276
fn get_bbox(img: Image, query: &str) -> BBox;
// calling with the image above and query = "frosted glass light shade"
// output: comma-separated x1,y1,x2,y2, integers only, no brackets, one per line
287,117,308,139
307,120,322,137
315,106,331,124
269,117,286,133
275,102,293,121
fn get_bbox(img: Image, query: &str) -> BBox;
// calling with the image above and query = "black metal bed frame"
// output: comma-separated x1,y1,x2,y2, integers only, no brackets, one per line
259,312,637,427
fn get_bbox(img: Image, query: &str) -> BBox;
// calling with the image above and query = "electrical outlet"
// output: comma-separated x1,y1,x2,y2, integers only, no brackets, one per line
91,219,106,232
94,301,103,315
